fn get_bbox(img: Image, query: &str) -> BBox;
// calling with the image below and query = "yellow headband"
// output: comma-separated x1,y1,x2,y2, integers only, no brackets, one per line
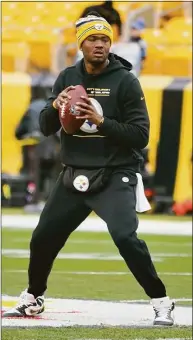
76,16,113,49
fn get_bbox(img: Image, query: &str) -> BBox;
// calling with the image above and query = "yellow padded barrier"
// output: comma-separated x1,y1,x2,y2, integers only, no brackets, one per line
173,81,192,202
2,72,31,174
139,75,174,173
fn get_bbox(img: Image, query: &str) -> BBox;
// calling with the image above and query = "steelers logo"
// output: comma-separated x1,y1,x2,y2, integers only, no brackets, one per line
94,24,104,31
80,98,103,134
73,175,89,192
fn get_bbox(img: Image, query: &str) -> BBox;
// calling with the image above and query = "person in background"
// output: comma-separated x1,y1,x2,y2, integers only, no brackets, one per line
110,17,145,77
80,1,122,38
15,86,61,212
129,18,147,69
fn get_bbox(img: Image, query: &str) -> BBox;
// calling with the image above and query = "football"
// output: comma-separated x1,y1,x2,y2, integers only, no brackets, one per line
59,85,88,134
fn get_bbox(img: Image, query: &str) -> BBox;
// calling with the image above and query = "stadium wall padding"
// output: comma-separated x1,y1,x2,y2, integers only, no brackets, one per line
173,81,192,202
153,77,191,203
2,73,192,203
2,73,31,174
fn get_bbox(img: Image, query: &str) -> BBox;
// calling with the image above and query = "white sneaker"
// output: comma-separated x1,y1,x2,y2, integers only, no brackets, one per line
2,289,45,317
152,296,175,326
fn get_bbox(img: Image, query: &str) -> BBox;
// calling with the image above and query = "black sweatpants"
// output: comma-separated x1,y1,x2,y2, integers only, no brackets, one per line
28,169,166,299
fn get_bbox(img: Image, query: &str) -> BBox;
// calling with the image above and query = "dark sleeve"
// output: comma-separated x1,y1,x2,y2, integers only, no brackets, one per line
39,71,65,136
98,76,150,149
15,112,30,140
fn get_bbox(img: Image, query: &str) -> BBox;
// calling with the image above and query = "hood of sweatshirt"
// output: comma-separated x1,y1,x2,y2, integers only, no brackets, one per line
75,53,132,79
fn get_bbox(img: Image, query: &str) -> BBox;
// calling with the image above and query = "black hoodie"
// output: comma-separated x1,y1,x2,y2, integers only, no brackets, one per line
39,53,150,170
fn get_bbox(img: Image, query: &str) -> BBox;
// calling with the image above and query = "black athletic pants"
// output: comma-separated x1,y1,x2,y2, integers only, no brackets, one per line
28,170,166,299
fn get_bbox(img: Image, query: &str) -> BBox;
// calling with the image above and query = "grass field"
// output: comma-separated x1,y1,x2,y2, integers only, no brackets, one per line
2,212,192,340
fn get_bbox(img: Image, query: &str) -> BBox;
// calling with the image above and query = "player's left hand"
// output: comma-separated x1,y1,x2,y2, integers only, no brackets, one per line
75,96,102,126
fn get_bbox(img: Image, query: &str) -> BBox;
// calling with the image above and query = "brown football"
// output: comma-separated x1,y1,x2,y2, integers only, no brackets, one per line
59,85,88,134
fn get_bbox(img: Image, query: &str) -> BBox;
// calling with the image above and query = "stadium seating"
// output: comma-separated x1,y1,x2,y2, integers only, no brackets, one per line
2,1,192,76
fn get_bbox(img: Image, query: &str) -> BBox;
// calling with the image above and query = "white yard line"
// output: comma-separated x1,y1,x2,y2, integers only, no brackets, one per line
4,269,192,277
2,295,192,303
2,249,191,261
2,215,192,235
2,297,192,327
11,239,192,247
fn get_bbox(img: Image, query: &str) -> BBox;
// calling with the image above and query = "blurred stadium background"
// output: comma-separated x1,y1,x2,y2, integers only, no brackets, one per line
2,0,192,216
1,2,192,339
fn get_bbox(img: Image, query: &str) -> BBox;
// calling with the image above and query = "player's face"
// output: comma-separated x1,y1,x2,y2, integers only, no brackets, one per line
82,34,111,65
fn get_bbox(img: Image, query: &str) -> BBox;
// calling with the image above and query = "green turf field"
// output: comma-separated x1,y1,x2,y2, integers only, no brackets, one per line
2,326,193,340
2,202,192,339
2,228,192,302
2,217,192,340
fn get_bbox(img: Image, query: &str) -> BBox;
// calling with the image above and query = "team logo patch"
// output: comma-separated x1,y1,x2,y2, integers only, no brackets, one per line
122,177,129,183
94,24,104,30
80,98,103,133
73,175,89,192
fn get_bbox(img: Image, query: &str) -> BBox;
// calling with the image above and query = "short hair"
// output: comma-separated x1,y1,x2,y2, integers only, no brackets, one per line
86,11,101,18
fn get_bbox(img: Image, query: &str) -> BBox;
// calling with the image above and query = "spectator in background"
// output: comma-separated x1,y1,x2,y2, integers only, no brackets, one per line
15,86,61,212
80,1,122,38
129,18,147,68
110,18,147,77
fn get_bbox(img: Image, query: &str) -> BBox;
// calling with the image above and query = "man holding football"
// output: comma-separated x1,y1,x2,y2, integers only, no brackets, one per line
3,12,175,326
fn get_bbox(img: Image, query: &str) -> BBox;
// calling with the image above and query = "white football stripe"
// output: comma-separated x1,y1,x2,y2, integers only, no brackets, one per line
12,238,192,247
2,215,192,235
1,249,163,261
1,249,192,261
5,269,192,277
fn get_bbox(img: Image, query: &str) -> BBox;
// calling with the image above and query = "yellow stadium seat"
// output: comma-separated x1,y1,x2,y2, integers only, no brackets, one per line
26,29,60,70
142,29,167,44
142,44,166,75
2,27,34,42
164,29,192,45
140,30,166,75
162,46,192,76
165,17,192,31
2,42,30,72
2,2,20,16
40,15,69,28
113,2,130,22
60,26,77,45
13,14,43,27
154,1,183,11
2,14,17,27
2,41,29,57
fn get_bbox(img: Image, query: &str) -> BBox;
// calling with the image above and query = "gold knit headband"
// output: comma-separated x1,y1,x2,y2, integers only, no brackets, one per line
76,15,113,49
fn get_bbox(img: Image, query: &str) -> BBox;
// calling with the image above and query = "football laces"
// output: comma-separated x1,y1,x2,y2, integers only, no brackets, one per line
61,103,66,118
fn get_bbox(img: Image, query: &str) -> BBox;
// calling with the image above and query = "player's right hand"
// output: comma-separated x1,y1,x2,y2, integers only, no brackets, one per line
53,86,75,109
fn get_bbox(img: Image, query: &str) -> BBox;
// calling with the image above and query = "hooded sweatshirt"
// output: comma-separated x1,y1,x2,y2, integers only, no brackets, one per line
39,53,150,171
